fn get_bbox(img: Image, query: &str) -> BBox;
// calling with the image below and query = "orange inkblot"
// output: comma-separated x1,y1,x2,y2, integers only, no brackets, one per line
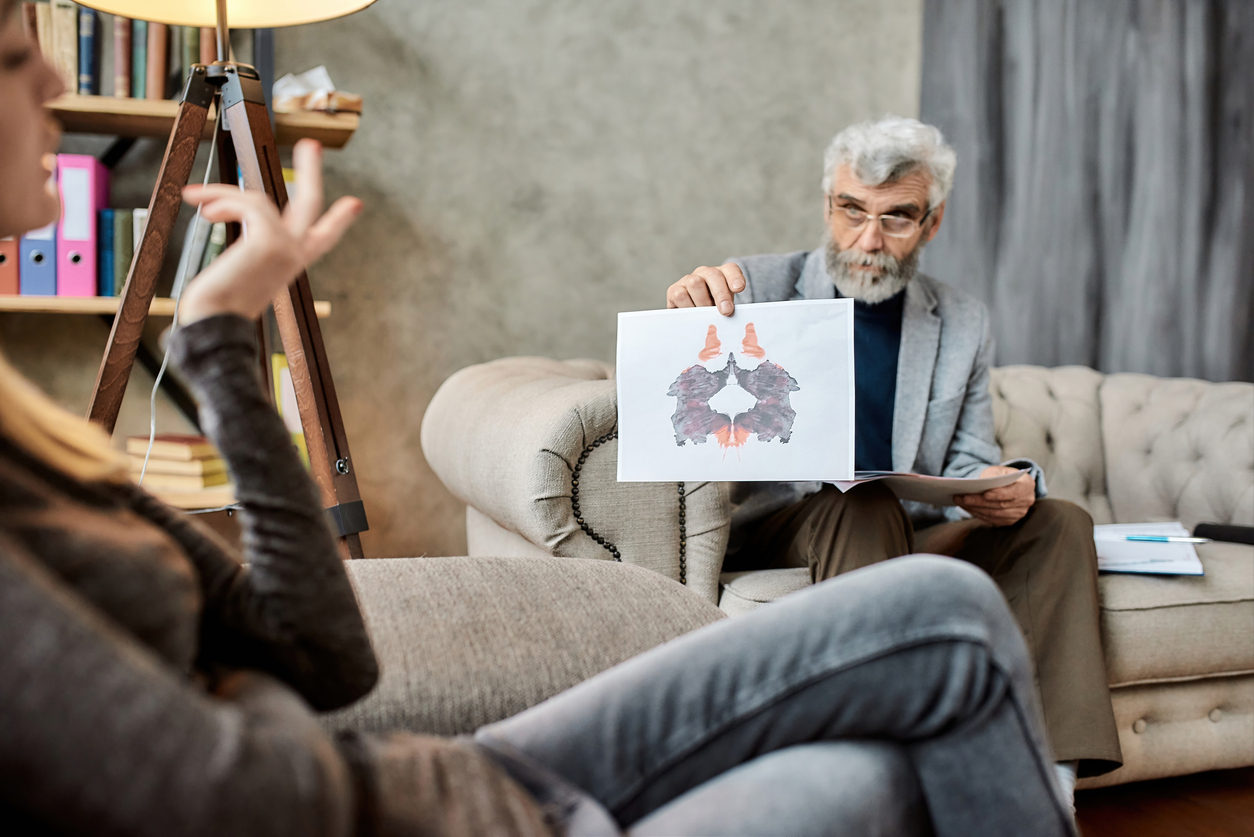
698,324,722,361
741,323,765,359
713,424,752,449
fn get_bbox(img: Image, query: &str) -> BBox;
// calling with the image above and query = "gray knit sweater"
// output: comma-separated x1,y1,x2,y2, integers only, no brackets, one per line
0,315,551,837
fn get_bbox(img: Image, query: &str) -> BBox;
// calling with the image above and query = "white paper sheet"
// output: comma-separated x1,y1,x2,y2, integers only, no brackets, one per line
1093,522,1204,575
827,470,1028,506
617,300,854,482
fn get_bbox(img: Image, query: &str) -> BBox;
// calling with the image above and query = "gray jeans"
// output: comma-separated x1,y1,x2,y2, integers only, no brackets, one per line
476,556,1076,837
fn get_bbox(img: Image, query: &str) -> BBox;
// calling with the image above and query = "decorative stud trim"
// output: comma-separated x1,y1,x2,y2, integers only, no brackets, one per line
569,430,689,586
572,430,621,561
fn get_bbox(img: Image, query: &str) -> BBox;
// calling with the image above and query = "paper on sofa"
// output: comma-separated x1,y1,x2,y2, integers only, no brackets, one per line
616,300,854,482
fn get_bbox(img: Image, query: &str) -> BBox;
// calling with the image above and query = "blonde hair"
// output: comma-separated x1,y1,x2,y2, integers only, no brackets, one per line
0,348,128,483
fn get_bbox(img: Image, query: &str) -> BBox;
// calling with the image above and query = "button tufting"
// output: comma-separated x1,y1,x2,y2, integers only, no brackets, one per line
1133,719,1148,734
1209,709,1222,723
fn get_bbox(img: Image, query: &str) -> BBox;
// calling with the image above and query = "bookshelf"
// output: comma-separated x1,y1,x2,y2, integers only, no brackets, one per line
0,296,332,318
50,94,360,149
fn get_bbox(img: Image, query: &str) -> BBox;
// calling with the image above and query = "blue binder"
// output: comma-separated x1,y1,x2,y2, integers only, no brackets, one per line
19,223,57,296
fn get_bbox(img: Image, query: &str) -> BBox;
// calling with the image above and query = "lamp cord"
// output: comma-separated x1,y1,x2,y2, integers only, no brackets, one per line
137,108,223,485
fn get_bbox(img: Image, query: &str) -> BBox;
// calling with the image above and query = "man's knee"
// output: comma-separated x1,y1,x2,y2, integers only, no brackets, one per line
870,556,1010,628
818,481,907,522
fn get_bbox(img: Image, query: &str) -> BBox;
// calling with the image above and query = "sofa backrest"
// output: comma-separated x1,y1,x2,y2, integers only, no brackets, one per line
990,365,1114,523
1099,374,1253,529
991,365,1253,530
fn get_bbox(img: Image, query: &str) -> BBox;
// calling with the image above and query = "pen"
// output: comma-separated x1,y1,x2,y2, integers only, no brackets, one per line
1124,535,1211,544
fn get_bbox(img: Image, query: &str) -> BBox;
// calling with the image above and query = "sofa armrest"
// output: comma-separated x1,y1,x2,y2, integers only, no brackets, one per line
421,356,730,603
321,556,726,736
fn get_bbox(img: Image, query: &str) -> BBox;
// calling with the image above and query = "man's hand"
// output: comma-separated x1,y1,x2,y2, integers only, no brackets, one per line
178,139,363,324
666,263,747,316
955,465,1035,527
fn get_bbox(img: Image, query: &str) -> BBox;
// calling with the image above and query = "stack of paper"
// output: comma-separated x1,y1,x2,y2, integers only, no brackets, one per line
1094,522,1204,576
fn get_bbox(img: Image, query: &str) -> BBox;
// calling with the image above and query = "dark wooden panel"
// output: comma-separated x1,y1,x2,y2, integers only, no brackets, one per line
1076,767,1254,837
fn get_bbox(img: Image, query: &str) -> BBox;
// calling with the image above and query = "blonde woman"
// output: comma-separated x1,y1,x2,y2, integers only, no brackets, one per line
0,4,1077,835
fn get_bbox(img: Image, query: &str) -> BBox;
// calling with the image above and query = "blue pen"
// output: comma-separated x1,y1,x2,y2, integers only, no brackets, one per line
1124,535,1210,544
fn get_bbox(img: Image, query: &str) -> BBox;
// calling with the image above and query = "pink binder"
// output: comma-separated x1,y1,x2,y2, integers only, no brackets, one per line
56,154,110,297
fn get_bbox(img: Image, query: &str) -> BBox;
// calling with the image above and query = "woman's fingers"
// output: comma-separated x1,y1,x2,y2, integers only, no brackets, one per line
284,139,326,236
301,196,363,264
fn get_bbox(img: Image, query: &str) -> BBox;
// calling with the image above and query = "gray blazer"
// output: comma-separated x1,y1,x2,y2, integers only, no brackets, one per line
726,248,1045,533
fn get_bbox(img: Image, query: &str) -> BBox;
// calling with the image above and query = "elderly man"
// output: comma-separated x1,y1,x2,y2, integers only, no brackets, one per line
666,116,1122,795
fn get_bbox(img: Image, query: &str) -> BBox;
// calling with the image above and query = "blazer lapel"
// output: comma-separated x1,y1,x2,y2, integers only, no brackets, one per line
892,277,941,473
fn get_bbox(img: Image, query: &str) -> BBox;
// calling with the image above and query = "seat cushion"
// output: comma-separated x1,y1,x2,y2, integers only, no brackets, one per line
1098,542,1254,686
718,568,812,615
1078,674,1254,789
324,556,726,736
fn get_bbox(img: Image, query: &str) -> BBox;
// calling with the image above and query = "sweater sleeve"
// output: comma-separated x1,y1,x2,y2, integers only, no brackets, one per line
0,530,356,837
154,314,378,710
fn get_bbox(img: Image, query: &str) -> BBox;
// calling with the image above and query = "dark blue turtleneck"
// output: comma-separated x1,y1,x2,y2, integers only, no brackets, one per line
850,290,906,471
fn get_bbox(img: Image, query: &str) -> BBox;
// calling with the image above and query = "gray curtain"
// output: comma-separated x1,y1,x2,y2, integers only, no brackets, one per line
919,0,1253,382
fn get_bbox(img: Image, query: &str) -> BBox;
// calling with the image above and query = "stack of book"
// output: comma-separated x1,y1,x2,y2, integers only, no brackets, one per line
21,2,252,99
127,434,236,509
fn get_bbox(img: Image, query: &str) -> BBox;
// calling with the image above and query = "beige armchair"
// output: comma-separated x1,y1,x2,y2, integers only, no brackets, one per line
420,356,1253,789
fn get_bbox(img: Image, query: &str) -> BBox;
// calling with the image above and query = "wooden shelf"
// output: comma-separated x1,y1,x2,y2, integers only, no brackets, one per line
0,295,331,318
49,95,360,149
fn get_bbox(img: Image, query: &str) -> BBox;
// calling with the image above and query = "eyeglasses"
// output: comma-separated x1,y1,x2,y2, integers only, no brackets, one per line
827,196,933,239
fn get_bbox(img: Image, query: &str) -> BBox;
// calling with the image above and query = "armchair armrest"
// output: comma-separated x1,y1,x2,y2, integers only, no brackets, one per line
421,357,729,603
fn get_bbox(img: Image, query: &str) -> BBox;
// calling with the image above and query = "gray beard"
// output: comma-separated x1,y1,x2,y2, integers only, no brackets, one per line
824,234,921,304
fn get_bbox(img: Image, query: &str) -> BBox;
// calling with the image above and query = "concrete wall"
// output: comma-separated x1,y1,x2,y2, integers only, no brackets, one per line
3,0,922,559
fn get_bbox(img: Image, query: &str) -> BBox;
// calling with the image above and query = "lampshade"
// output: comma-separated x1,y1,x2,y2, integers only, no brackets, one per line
75,0,377,29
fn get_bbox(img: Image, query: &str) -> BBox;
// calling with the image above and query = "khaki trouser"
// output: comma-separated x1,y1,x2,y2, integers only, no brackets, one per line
729,482,1123,777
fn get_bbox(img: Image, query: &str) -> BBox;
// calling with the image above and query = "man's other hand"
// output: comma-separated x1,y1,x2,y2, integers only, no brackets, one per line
955,465,1035,527
666,263,747,316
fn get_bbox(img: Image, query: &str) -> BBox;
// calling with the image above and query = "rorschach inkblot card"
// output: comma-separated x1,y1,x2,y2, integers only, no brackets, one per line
616,299,854,482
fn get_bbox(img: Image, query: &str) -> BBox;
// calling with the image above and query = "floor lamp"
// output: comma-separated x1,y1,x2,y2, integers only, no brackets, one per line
77,0,377,560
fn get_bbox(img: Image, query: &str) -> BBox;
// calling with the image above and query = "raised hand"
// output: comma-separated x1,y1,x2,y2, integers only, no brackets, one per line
178,139,363,324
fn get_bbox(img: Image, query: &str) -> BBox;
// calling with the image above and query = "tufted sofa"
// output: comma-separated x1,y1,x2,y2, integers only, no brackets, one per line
419,357,1254,790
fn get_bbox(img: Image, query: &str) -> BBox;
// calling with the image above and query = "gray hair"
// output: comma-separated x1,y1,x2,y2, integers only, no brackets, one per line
822,116,957,210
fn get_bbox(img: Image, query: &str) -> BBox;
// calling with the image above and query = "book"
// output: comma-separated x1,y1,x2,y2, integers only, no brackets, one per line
76,6,97,95
112,16,131,97
150,485,236,510
126,433,219,461
55,153,109,297
272,353,310,468
145,21,167,101
0,236,18,295
132,207,148,254
172,215,211,298
50,0,77,92
97,209,115,296
181,26,198,75
34,3,53,59
130,470,230,491
112,208,133,295
127,455,226,477
167,23,182,96
130,18,146,98
199,26,216,64
199,222,226,270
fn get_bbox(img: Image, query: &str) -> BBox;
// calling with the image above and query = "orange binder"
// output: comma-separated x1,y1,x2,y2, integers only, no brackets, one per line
0,236,17,295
